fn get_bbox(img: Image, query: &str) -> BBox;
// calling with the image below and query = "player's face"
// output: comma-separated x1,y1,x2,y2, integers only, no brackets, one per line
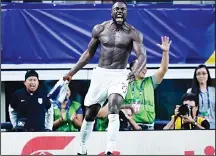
24,76,39,92
111,2,127,26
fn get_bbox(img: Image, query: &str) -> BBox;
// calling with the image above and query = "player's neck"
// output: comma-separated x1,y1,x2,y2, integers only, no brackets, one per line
111,20,124,29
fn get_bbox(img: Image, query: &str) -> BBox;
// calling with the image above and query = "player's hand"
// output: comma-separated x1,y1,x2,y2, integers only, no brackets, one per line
156,36,172,52
63,74,72,82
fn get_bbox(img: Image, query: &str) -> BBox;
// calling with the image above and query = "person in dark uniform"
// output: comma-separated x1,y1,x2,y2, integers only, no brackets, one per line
9,70,53,131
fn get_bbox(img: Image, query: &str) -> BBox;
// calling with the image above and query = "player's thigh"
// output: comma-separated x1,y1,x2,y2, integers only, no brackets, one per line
84,69,109,107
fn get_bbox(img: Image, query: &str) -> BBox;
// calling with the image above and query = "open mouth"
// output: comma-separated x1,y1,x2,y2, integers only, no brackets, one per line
116,14,123,22
116,18,123,22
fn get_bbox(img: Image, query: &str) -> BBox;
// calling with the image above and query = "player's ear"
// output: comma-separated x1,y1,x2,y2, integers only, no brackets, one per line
111,6,115,17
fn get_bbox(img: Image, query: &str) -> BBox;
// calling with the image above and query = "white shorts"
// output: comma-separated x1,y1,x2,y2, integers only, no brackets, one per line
84,66,129,107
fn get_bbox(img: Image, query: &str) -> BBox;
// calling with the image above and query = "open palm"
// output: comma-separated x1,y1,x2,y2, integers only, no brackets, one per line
157,36,172,52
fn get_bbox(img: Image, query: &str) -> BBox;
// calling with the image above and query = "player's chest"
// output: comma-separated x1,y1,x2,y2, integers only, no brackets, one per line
99,29,132,48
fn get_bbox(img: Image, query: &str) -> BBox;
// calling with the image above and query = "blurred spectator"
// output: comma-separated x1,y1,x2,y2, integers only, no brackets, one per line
119,105,142,131
8,70,53,132
53,86,83,131
163,93,210,130
187,64,215,129
123,36,171,130
96,103,142,131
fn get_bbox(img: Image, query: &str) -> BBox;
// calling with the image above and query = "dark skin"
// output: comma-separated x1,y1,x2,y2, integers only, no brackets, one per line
63,2,146,121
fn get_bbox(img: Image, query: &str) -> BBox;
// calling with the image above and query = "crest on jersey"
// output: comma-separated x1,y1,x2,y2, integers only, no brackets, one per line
38,98,43,104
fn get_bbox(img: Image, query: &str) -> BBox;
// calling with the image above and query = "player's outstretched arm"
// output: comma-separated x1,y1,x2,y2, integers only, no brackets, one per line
63,25,104,81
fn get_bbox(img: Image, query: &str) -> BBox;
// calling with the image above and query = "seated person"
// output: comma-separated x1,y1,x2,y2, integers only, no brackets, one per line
120,105,142,131
163,92,210,130
53,86,83,131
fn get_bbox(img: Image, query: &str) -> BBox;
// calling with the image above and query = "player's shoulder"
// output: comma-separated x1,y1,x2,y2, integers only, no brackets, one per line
126,23,143,41
126,23,142,34
101,20,111,26
92,21,109,37
124,22,135,31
